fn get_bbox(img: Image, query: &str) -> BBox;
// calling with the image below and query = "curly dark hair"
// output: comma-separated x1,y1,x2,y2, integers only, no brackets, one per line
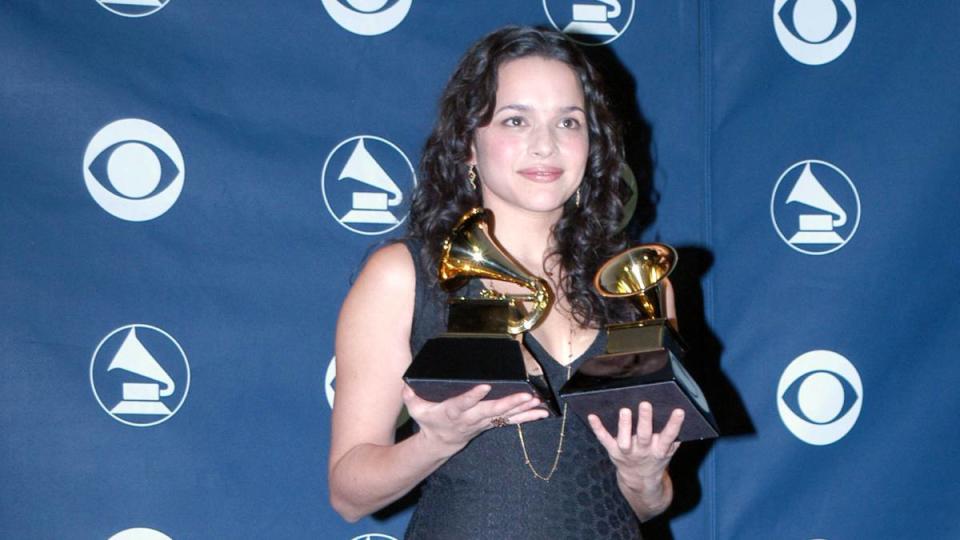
408,25,634,328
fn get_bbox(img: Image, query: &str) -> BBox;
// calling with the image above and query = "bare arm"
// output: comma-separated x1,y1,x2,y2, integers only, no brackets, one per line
327,244,546,522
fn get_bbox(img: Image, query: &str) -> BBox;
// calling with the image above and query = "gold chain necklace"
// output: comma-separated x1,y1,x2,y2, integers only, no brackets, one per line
481,279,573,482
516,329,573,482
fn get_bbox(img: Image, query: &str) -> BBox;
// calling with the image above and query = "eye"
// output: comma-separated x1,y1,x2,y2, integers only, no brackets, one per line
558,117,582,129
777,0,852,44
502,116,525,127
780,369,859,424
88,140,180,200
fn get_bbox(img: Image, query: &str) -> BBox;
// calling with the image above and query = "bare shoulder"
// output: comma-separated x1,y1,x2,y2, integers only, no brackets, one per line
356,242,416,291
338,241,419,347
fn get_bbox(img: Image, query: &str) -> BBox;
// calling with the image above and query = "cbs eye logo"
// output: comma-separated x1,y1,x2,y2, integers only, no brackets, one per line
321,0,411,36
325,356,337,408
774,0,856,65
777,350,862,445
83,119,185,222
108,528,172,540
96,0,171,18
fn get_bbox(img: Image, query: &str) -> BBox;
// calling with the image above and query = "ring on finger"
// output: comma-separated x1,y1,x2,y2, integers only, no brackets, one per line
490,416,510,428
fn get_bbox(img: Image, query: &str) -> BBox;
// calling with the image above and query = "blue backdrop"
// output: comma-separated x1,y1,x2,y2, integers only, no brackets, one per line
2,1,959,539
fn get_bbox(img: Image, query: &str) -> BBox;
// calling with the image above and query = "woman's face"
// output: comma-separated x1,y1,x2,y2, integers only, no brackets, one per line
470,56,589,217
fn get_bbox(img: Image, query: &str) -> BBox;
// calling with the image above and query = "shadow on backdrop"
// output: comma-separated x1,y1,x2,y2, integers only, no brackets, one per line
585,44,754,540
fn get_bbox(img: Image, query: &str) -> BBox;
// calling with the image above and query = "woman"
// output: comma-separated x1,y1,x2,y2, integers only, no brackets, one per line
329,26,685,538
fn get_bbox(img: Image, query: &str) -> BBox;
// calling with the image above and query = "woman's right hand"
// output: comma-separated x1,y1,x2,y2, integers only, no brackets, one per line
402,383,549,456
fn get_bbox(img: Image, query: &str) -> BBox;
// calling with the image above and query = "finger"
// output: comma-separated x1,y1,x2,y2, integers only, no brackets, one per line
635,402,654,446
498,395,542,418
587,414,619,455
402,383,428,411
446,384,492,414
616,408,633,451
504,408,550,425
482,394,542,431
657,408,686,451
470,391,535,419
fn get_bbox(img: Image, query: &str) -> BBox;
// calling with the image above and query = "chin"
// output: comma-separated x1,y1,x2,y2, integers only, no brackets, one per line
485,188,570,215
519,198,569,214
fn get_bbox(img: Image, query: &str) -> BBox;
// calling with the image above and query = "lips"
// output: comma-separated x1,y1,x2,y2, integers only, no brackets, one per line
518,166,563,182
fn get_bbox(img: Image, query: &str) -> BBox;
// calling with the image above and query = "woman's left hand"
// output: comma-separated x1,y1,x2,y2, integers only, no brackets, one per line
587,402,684,518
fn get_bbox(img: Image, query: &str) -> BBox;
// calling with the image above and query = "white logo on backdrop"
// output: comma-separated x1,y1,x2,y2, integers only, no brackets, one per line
84,119,184,222
90,324,190,427
777,350,862,445
96,0,171,18
322,135,416,235
325,356,337,408
321,0,411,36
774,0,856,65
771,159,860,255
543,0,635,45
108,528,173,540
351,534,399,540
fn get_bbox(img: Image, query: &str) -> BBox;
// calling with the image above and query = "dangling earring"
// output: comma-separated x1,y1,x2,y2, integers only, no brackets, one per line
468,165,478,190
575,186,581,208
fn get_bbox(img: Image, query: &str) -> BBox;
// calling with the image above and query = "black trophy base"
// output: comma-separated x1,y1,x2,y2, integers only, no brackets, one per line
559,324,718,442
404,335,559,415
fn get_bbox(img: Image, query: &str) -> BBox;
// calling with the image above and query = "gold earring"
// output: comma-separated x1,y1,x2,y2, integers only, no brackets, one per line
468,166,478,190
575,186,581,208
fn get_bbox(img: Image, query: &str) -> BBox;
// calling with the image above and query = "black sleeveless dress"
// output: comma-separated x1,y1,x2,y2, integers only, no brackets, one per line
402,240,642,540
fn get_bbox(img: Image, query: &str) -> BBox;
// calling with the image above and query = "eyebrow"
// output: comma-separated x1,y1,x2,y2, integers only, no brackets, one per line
493,104,586,115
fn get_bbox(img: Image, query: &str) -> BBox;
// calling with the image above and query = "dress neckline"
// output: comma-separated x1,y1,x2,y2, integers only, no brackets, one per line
524,329,603,372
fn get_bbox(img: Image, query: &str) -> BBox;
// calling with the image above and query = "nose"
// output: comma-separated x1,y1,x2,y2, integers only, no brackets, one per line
528,124,557,158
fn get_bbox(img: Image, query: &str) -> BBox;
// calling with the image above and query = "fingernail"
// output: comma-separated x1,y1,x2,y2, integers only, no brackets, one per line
620,408,629,417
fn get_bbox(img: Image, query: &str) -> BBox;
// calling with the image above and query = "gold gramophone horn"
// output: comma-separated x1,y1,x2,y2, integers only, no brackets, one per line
594,243,677,321
439,208,552,334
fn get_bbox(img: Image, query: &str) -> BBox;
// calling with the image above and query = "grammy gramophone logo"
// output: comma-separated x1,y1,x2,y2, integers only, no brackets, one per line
771,159,861,255
321,135,416,236
543,0,636,45
90,324,190,427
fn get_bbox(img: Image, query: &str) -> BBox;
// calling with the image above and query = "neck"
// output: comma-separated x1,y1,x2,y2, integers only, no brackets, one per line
483,202,562,276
